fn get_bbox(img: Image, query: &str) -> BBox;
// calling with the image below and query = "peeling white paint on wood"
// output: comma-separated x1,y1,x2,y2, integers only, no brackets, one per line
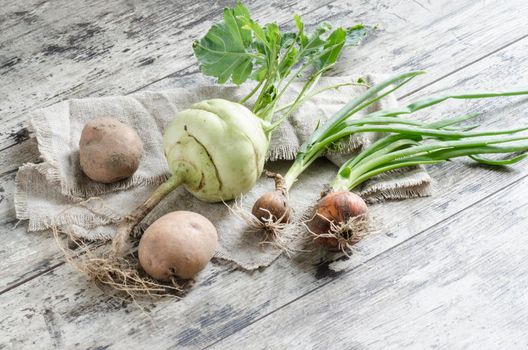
1,0,528,348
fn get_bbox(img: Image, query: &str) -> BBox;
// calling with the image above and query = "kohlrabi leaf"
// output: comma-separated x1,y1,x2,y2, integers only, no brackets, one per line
302,22,332,54
312,27,347,71
265,23,282,56
253,84,278,114
280,32,297,48
294,14,306,42
192,2,371,122
192,2,256,84
278,45,298,78
310,24,370,72
241,18,268,48
345,24,370,47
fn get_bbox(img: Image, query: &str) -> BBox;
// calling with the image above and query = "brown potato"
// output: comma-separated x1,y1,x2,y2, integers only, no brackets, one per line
79,117,143,183
138,211,218,281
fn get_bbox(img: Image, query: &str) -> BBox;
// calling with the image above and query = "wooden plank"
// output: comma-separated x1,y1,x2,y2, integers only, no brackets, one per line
2,0,528,163
0,0,340,150
3,0,528,290
0,221,63,293
2,0,528,348
0,138,40,176
1,153,527,347
2,36,528,345
0,172,17,224
209,178,528,349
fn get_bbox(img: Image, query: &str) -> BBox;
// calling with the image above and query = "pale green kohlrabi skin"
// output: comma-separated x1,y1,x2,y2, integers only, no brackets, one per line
163,99,270,202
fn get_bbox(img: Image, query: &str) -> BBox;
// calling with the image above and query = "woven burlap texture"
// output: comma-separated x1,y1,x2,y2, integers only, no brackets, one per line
15,75,432,270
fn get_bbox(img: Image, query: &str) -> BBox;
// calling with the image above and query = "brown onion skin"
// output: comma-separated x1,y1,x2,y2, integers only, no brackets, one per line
252,190,292,223
308,191,368,250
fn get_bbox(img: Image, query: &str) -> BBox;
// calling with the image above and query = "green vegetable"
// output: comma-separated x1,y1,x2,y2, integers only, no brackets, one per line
193,1,369,122
251,71,528,249
287,71,528,189
331,128,528,191
163,99,268,201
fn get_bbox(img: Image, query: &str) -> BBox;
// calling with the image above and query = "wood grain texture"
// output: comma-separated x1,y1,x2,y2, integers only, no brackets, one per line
0,172,17,225
2,153,527,348
1,0,528,348
3,0,528,291
2,38,528,344
210,178,528,349
0,222,63,294
0,0,527,284
1,0,528,168
0,0,337,150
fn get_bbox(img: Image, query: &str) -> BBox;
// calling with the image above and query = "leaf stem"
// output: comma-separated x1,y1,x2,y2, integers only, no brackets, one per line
241,79,265,104
274,82,370,113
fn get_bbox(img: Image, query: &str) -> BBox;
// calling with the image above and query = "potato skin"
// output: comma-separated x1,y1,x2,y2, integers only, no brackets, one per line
79,117,143,183
138,211,218,281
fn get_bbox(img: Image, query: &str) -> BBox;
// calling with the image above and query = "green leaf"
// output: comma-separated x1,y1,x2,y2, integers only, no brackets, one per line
469,153,528,165
242,19,268,48
345,24,370,47
265,23,282,48
253,84,278,117
278,45,298,78
192,3,255,84
294,14,304,33
313,27,347,71
293,14,307,45
303,22,332,53
280,32,297,48
252,64,268,81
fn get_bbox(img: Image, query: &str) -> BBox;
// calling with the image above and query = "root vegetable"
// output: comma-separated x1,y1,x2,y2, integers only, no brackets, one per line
251,172,291,224
163,99,269,202
252,71,528,252
307,191,367,250
138,211,218,281
79,117,143,183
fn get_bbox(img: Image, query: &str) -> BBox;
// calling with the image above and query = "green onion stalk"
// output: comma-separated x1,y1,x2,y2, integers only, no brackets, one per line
251,71,528,251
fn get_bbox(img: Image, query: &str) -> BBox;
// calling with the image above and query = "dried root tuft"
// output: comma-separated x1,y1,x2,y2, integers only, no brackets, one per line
305,213,371,256
228,200,299,256
53,226,183,300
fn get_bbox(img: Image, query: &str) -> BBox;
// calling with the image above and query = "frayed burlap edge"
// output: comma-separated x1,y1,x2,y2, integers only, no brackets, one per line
360,166,433,203
15,165,124,236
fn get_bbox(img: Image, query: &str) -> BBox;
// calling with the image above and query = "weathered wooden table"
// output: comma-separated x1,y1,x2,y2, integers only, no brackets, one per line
1,0,528,348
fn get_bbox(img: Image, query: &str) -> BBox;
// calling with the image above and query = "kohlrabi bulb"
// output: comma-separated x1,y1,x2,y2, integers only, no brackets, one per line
163,99,269,202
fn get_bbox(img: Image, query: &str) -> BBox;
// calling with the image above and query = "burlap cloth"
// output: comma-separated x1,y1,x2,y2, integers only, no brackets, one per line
15,76,432,270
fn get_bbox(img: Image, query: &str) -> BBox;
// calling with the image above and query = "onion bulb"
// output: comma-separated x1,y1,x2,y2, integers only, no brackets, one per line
307,191,368,251
251,172,292,224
